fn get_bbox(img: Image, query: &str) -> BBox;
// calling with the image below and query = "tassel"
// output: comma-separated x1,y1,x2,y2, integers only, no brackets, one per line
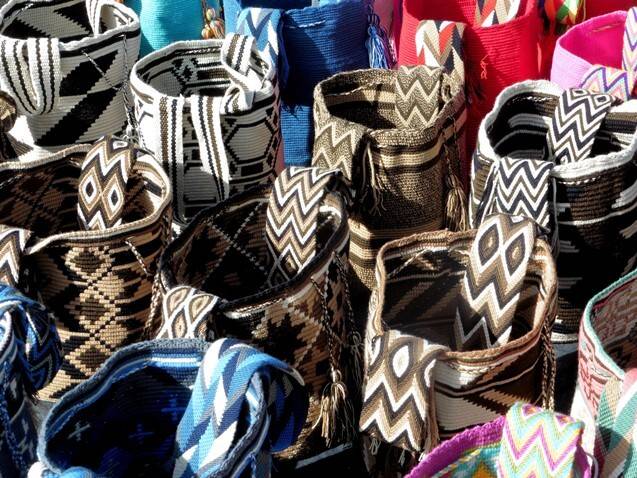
349,330,364,391
445,167,468,231
362,143,385,215
365,1,394,69
316,369,355,446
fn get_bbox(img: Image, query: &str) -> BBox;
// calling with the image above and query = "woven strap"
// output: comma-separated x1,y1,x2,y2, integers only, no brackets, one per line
394,66,444,129
86,0,110,34
265,167,346,283
157,286,219,340
0,227,31,289
580,7,637,100
0,38,61,116
454,214,537,351
236,8,285,83
474,0,521,26
415,20,466,86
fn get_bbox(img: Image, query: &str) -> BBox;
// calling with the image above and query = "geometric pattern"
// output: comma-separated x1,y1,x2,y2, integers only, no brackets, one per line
415,20,466,85
455,214,537,351
395,66,444,129
157,285,218,340
77,136,135,231
623,8,637,76
547,88,614,165
474,0,521,26
236,8,282,72
0,226,30,288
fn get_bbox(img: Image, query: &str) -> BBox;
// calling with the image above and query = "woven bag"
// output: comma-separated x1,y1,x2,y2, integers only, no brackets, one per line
130,33,279,228
0,136,171,400
469,81,637,408
225,0,380,167
394,0,545,185
30,338,308,477
0,0,140,158
570,269,637,476
0,286,61,477
360,213,557,457
153,166,358,460
406,403,591,478
312,65,467,310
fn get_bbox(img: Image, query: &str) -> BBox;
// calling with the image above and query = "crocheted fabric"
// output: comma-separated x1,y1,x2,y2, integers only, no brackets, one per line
30,338,307,477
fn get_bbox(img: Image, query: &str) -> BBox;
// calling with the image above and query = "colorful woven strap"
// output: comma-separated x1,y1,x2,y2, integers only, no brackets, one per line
454,214,537,351
474,0,521,26
157,286,219,340
498,403,585,477
415,20,466,86
0,226,31,288
236,8,285,83
547,89,614,165
173,338,307,478
394,66,445,129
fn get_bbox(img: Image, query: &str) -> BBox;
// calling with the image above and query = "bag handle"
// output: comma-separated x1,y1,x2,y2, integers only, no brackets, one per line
415,20,466,86
86,0,110,35
0,38,61,116
0,226,31,289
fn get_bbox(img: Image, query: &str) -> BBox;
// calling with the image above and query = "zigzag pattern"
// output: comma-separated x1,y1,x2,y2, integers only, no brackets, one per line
265,167,345,282
623,8,637,75
498,403,584,477
77,137,135,231
158,286,218,340
580,66,634,101
475,0,521,26
0,227,30,288
547,89,614,165
236,8,281,69
415,20,466,85
395,66,443,129
455,214,536,351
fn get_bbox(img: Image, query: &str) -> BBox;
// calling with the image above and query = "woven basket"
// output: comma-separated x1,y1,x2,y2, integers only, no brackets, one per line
360,221,557,456
0,136,172,400
570,268,637,476
153,167,357,460
0,0,140,157
130,33,279,227
312,65,467,311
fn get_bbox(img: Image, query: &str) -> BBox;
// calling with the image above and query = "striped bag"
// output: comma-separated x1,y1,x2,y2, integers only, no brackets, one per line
0,0,140,158
360,214,557,460
570,268,637,476
312,65,467,311
152,167,357,460
469,81,637,409
130,33,279,228
30,338,307,477
0,136,172,400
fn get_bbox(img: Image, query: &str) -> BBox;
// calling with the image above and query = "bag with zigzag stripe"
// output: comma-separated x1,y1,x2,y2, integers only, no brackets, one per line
360,213,557,469
0,0,140,160
151,166,360,460
469,80,637,411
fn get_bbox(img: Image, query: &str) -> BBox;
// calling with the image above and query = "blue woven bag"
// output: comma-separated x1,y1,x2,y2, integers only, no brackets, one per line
226,0,392,166
30,338,308,478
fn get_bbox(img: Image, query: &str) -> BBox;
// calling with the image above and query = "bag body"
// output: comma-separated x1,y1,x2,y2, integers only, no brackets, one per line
226,0,372,167
312,66,467,310
154,167,356,459
130,33,279,227
0,136,172,399
0,0,140,156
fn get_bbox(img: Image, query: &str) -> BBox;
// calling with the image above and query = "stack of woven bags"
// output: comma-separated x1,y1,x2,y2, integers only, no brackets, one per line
0,0,635,476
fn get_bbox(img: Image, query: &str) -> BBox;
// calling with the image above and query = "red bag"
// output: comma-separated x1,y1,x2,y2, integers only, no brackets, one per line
585,0,636,19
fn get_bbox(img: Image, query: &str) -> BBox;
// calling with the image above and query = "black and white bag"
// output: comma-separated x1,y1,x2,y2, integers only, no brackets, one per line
130,33,280,227
0,0,140,158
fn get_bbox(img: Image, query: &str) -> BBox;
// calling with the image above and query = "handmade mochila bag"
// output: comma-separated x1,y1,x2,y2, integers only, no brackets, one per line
0,286,61,478
29,338,308,478
0,135,171,400
360,213,557,457
406,402,591,478
469,81,637,408
153,167,359,460
225,0,391,167
551,8,637,100
130,33,280,228
312,65,467,309
570,268,637,476
395,0,546,184
0,0,140,159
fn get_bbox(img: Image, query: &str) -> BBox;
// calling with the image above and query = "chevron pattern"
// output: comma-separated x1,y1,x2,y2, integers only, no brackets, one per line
0,227,30,288
580,66,634,101
236,8,282,69
395,66,443,129
474,0,521,26
77,137,135,231
455,214,536,351
359,330,449,453
415,20,466,85
265,167,346,283
157,286,219,340
623,8,637,76
547,89,614,165
498,403,584,477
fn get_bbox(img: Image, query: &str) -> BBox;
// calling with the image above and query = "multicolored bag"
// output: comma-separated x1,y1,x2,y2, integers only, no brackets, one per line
0,286,61,477
130,33,279,228
570,268,637,476
30,338,308,477
153,167,358,459
360,214,557,456
0,0,140,158
0,135,172,400
469,81,637,406
406,403,591,478
312,65,467,308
